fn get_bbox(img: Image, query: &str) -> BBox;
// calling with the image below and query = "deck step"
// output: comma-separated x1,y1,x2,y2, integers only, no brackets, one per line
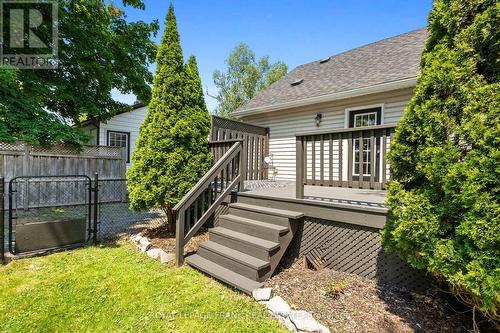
185,254,263,294
209,227,280,251
199,241,270,270
209,227,280,261
219,214,289,241
229,203,304,219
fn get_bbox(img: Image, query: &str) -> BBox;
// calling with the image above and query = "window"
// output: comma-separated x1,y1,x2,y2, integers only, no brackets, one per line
348,107,382,179
354,112,377,128
348,107,382,128
353,138,372,175
107,131,130,163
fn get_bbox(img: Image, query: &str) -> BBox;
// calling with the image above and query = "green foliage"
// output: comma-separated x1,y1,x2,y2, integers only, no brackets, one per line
0,243,287,332
324,279,349,298
382,0,499,321
0,69,88,145
126,4,211,231
212,43,288,118
0,0,157,145
16,0,158,123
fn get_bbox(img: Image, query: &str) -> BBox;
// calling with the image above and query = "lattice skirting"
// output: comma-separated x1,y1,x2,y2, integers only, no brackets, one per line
288,217,433,292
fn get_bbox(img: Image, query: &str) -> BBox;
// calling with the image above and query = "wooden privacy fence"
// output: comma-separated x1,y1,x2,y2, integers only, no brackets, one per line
210,115,269,181
0,142,127,184
0,142,126,209
296,125,396,198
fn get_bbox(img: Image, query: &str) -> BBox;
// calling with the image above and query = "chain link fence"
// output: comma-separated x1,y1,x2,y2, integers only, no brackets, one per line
95,179,166,240
1,176,167,257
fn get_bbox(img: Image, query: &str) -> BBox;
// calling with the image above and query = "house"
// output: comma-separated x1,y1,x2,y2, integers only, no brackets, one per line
233,28,427,183
79,102,147,167
177,28,432,294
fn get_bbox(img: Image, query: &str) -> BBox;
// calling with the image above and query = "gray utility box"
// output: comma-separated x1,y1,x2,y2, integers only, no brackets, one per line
15,218,87,253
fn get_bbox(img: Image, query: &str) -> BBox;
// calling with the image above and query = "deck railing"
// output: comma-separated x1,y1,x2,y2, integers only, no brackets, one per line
296,125,396,198
174,141,244,266
210,116,269,180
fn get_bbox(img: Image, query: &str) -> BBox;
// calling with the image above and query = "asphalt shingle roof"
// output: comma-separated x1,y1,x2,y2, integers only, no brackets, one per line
236,28,427,113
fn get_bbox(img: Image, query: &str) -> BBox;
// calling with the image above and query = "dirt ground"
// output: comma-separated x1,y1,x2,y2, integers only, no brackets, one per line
142,226,208,255
140,226,494,333
264,259,493,333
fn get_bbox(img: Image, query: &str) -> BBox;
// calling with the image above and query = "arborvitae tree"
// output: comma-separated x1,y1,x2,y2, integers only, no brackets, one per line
127,4,210,232
382,0,499,322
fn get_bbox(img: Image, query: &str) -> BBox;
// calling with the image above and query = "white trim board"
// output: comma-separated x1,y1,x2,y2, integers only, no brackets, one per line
233,77,415,118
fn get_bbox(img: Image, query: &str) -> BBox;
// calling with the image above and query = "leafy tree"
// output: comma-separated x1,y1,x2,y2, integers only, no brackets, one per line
212,43,287,118
1,0,159,144
0,69,88,145
382,0,499,322
127,4,211,232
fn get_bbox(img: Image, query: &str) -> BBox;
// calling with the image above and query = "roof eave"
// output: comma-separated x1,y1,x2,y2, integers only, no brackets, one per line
233,77,417,118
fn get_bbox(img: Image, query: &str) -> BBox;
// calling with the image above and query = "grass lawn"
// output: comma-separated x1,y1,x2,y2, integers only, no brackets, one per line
0,242,286,333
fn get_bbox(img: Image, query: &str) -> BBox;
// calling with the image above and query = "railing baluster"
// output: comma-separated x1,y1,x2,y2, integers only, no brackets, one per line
358,132,364,189
296,136,304,199
370,129,375,189
382,129,387,188
320,135,324,185
312,136,316,185
338,133,343,186
329,134,333,186
348,132,353,188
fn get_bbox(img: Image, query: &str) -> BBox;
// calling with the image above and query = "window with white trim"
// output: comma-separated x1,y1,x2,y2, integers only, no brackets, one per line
107,131,130,163
348,107,381,178
354,112,377,128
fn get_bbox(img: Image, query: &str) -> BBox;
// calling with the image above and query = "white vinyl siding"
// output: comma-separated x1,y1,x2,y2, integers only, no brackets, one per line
98,106,147,168
241,89,413,181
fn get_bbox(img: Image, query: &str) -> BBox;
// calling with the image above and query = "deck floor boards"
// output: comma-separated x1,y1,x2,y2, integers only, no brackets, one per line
244,181,386,207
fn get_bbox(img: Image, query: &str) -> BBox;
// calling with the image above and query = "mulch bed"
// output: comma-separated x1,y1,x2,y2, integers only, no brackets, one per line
264,259,485,333
142,226,208,255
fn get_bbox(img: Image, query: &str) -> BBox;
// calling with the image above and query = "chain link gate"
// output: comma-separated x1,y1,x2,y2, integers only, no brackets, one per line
3,174,166,257
8,176,93,255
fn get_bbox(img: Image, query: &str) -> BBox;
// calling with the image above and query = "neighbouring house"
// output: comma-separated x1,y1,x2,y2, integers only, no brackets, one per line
177,28,434,295
79,102,147,167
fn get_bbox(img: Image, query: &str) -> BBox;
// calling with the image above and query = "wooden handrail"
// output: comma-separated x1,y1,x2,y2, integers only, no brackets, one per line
175,141,243,266
295,124,396,137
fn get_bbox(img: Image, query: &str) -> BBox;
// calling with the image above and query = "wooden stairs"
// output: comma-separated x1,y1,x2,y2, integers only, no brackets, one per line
185,201,303,294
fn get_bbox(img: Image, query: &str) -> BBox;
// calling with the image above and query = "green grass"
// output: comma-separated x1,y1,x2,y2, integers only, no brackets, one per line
0,242,286,333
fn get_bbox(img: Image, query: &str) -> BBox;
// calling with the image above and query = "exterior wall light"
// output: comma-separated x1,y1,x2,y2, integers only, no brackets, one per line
315,113,322,127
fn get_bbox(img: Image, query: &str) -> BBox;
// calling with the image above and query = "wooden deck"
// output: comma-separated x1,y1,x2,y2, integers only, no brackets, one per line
244,180,387,208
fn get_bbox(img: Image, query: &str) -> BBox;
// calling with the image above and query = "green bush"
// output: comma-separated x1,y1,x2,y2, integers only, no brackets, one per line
382,0,499,322
126,4,211,232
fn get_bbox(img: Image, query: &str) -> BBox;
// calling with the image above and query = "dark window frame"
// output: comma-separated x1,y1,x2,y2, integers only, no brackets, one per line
348,107,382,128
107,130,131,163
348,107,382,182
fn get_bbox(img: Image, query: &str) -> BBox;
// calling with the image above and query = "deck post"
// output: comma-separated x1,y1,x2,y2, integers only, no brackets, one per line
175,209,185,267
239,140,247,191
296,136,304,199
0,177,4,263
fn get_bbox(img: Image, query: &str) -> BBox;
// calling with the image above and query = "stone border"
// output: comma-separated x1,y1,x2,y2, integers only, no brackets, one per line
252,288,330,333
130,233,175,264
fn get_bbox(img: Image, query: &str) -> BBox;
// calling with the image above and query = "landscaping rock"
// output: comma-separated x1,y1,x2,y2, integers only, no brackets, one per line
279,315,298,332
130,234,142,244
146,248,162,259
288,310,330,333
252,288,273,302
159,251,175,264
266,296,291,317
138,237,151,252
